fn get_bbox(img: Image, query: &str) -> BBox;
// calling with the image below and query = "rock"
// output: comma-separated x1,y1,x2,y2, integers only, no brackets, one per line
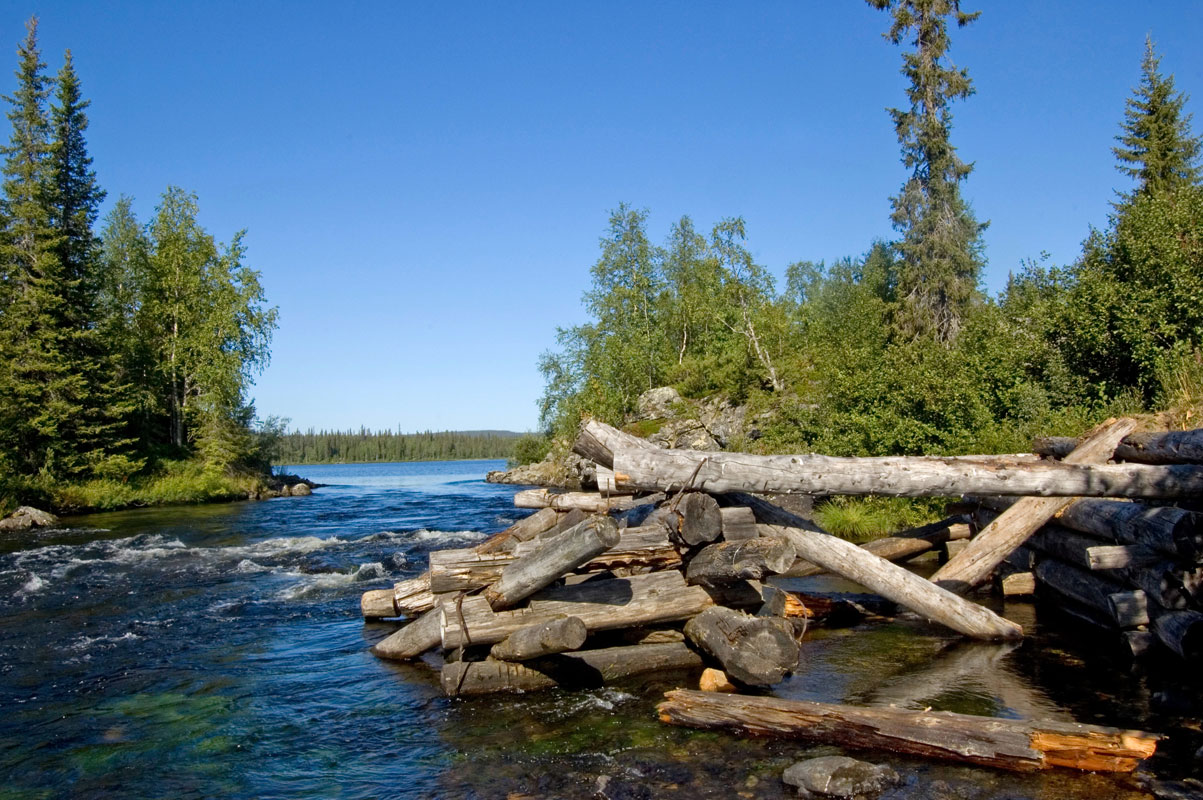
699,667,737,693
782,756,899,799
0,506,59,531
697,396,749,448
485,449,593,489
648,419,718,451
635,386,683,421
289,483,312,496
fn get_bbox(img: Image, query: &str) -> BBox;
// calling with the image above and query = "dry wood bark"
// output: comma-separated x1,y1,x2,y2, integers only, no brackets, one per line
442,642,703,697
1035,428,1203,464
780,516,971,578
488,616,588,661
484,516,620,609
732,493,1023,641
685,536,796,586
1033,559,1150,627
656,689,1160,773
684,606,799,687
931,419,1137,594
442,571,763,650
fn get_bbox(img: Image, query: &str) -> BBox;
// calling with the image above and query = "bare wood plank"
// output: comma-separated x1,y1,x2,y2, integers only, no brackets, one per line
656,689,1160,773
931,419,1137,594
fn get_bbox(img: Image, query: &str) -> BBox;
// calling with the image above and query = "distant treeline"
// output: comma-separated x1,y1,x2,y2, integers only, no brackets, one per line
274,429,521,465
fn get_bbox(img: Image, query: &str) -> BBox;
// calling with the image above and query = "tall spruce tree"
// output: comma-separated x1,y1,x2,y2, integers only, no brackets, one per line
1113,37,1201,201
869,0,986,343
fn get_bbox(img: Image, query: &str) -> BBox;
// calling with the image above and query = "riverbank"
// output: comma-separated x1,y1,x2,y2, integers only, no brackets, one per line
0,459,315,517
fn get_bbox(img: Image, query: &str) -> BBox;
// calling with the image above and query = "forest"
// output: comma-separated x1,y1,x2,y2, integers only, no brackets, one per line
535,5,1203,470
0,18,277,512
274,428,519,465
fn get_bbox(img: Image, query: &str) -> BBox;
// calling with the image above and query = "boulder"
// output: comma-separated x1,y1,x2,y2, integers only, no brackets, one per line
697,396,749,448
289,483,312,496
782,756,899,799
0,506,59,531
648,419,718,451
635,386,683,421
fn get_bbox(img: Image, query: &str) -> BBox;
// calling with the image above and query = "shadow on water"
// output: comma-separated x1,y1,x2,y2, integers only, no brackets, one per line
2,461,1201,798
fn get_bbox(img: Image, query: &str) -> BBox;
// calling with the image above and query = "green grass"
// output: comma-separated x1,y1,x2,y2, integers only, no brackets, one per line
813,495,947,543
2,459,269,515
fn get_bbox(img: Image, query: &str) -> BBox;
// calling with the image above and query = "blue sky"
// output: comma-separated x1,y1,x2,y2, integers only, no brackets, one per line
6,2,1202,432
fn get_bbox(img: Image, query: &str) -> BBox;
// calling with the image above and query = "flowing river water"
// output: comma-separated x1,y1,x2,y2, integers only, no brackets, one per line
1,460,1200,799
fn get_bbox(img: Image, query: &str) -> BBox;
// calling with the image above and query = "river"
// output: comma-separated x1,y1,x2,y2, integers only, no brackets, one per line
1,461,1199,799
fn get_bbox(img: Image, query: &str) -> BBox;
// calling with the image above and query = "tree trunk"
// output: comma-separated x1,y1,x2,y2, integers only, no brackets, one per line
931,419,1136,593
573,419,652,469
371,603,445,661
686,536,796,586
1033,559,1149,627
684,606,800,687
609,442,1203,500
442,643,703,697
1034,428,1203,464
656,689,1159,773
483,516,621,609
442,571,764,650
719,506,759,541
732,493,1023,641
780,516,971,578
488,616,588,661
476,507,562,554
513,489,640,512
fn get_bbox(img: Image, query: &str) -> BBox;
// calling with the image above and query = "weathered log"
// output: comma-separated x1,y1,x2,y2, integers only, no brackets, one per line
1118,563,1202,610
758,587,896,624
361,588,400,619
719,506,759,541
513,489,639,512
426,525,680,595
684,606,800,687
779,516,972,578
573,419,653,469
997,570,1036,597
1152,610,1203,661
533,508,588,543
609,441,1203,499
488,616,588,661
656,689,1160,773
478,507,563,553
442,642,704,697
685,536,796,586
483,516,621,609
372,603,445,661
1026,527,1159,571
442,571,763,650
732,493,1023,641
931,419,1137,593
1035,428,1203,465
670,492,723,546
1033,558,1149,627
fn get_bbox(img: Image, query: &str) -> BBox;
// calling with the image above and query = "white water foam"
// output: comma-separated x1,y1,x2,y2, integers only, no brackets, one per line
15,573,45,597
275,561,387,601
70,631,143,651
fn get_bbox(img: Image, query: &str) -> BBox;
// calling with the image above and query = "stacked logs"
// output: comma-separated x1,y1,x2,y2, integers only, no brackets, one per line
356,418,1189,772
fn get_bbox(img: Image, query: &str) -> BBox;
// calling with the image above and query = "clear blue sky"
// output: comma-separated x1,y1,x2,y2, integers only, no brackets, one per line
7,2,1202,432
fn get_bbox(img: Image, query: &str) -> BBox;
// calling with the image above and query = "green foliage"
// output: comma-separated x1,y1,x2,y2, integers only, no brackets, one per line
273,429,518,465
509,432,551,468
814,496,946,543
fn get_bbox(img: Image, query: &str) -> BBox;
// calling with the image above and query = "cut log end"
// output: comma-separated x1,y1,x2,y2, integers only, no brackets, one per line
361,588,399,619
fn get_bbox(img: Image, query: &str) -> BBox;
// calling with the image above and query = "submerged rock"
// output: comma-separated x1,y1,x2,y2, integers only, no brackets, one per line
782,756,899,799
289,483,312,496
0,506,59,531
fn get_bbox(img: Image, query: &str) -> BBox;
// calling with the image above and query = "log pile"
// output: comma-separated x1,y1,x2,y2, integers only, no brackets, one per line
356,417,1191,773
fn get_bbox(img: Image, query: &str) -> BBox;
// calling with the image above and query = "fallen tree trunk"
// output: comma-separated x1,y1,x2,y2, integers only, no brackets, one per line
1058,500,1201,562
1034,428,1203,465
686,536,796,586
1033,559,1150,627
609,442,1203,499
1026,527,1159,571
484,516,620,609
656,689,1160,773
670,492,723,546
930,419,1137,594
488,616,588,661
779,516,971,578
442,570,763,650
758,587,896,624
1153,610,1203,661
720,506,759,541
1118,563,1202,610
372,603,446,661
732,493,1023,641
513,489,640,512
443,642,703,697
684,606,799,687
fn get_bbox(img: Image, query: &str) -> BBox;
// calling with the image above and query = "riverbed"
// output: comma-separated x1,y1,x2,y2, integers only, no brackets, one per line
1,460,1199,798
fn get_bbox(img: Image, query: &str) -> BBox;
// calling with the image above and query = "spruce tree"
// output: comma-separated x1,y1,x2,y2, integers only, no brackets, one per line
1113,37,1201,200
869,0,986,343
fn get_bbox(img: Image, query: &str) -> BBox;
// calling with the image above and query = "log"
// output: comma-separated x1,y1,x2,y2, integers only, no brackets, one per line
779,516,972,578
1118,563,1202,610
441,642,703,697
931,418,1137,593
1033,559,1150,627
1035,428,1203,465
732,493,1023,641
513,489,639,512
1057,500,1201,561
372,603,445,660
426,525,681,594
1152,610,1203,661
684,606,800,687
758,587,896,624
361,588,400,619
656,689,1160,773
719,506,759,541
685,536,796,586
609,441,1203,499
670,492,723,546
488,616,588,661
477,507,562,553
1027,527,1158,571
483,516,621,609
442,570,764,650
